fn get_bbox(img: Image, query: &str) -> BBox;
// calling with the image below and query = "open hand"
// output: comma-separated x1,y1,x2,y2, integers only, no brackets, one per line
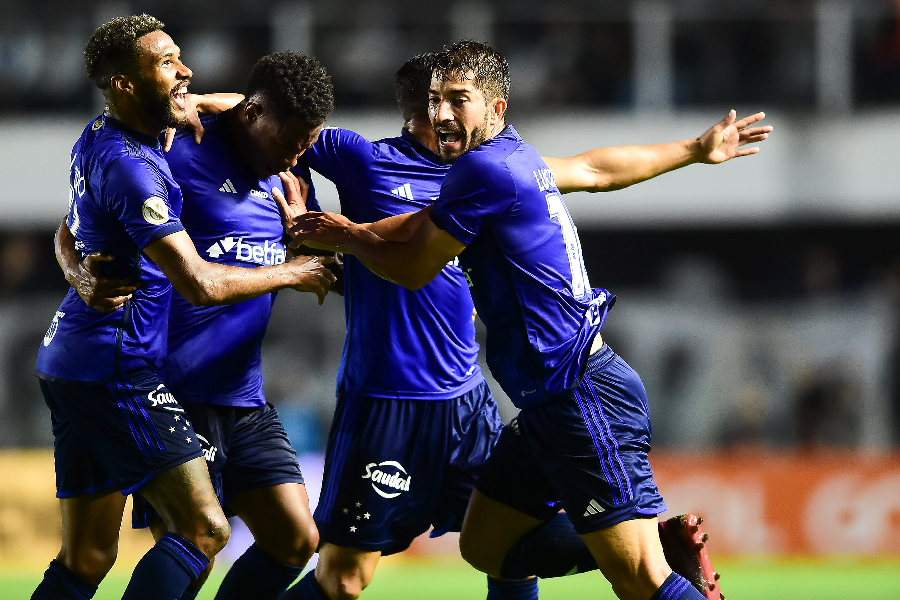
272,171,311,234
285,254,337,305
698,110,772,164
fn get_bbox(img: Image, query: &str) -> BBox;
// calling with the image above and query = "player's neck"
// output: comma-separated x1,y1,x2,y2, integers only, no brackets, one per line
105,99,165,140
405,117,438,154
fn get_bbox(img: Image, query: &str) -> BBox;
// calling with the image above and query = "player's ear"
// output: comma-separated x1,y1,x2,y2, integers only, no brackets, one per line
244,100,262,124
489,97,507,126
109,73,132,94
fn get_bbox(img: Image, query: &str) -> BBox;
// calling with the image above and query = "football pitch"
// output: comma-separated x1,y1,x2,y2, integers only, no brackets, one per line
3,556,899,599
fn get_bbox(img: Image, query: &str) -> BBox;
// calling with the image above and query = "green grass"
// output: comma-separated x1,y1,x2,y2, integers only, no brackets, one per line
3,556,899,599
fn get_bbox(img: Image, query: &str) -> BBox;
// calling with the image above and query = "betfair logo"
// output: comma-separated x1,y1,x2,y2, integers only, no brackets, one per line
206,237,286,265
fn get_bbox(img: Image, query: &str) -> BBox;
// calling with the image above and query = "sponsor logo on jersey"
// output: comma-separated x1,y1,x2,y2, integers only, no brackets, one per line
42,311,65,347
249,189,269,199
205,236,286,265
362,460,411,499
141,197,169,225
583,498,605,517
196,434,218,462
390,183,414,200
219,179,237,194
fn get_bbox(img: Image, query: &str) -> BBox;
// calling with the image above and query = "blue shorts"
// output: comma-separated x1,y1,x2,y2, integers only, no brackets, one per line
475,345,667,534
315,380,502,556
133,400,303,527
38,368,203,498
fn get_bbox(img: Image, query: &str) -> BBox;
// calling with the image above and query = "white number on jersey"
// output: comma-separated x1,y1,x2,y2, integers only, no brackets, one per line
546,193,590,299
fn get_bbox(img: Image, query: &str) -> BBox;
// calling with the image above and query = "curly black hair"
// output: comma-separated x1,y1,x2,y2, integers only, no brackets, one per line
394,52,438,121
434,40,510,102
84,14,165,90
245,52,334,127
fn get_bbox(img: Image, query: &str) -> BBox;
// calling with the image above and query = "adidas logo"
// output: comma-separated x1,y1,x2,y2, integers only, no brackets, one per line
219,179,237,194
390,183,414,200
583,499,605,517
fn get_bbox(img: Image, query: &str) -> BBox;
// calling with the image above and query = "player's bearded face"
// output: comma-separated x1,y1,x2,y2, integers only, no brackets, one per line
429,77,494,164
133,31,192,129
140,78,190,129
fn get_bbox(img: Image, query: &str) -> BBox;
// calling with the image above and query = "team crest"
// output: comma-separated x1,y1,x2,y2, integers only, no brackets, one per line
91,115,105,131
142,197,169,225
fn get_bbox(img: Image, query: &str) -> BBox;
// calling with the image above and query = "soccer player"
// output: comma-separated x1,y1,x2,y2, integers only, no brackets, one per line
286,40,740,600
33,16,334,600
56,51,337,600
279,52,767,600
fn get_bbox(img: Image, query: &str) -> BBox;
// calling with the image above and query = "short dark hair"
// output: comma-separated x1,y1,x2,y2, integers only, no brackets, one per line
434,40,510,102
85,14,165,90
394,52,438,121
245,52,334,126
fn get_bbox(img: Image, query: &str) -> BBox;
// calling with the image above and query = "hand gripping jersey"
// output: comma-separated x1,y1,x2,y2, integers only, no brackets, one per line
162,111,317,407
302,128,484,400
429,126,614,408
36,115,185,382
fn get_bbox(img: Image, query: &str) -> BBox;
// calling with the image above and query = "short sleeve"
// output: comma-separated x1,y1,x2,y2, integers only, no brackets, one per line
103,156,184,249
430,153,515,245
300,127,376,183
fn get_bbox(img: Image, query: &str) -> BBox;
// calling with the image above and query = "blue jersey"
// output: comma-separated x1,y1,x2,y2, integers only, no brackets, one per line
303,128,483,400
430,126,612,408
163,111,316,407
36,115,185,382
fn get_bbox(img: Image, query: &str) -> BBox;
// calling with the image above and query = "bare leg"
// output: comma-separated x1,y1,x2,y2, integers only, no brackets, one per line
458,489,545,578
56,489,127,585
228,482,318,567
138,456,230,558
314,543,382,600
580,516,672,600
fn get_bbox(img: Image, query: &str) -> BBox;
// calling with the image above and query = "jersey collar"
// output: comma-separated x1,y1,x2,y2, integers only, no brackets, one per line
400,128,443,166
102,114,163,149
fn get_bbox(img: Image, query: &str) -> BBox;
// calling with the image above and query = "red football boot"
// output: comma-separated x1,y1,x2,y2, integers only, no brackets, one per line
658,514,723,600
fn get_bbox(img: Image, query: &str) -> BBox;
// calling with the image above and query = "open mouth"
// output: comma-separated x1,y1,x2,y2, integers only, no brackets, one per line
173,83,189,110
437,128,463,153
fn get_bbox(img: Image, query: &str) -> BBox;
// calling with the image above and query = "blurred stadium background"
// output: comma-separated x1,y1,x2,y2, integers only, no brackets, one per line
1,0,900,597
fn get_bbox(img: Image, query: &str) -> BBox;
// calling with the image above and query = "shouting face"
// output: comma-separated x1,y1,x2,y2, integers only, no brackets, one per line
428,75,500,164
132,30,192,129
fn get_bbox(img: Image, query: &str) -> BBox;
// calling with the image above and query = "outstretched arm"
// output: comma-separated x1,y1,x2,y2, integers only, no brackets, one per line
545,110,772,193
287,207,464,290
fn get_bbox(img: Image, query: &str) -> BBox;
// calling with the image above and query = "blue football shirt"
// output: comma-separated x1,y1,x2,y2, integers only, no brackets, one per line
162,110,319,407
36,115,185,382
430,126,612,407
302,127,484,400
